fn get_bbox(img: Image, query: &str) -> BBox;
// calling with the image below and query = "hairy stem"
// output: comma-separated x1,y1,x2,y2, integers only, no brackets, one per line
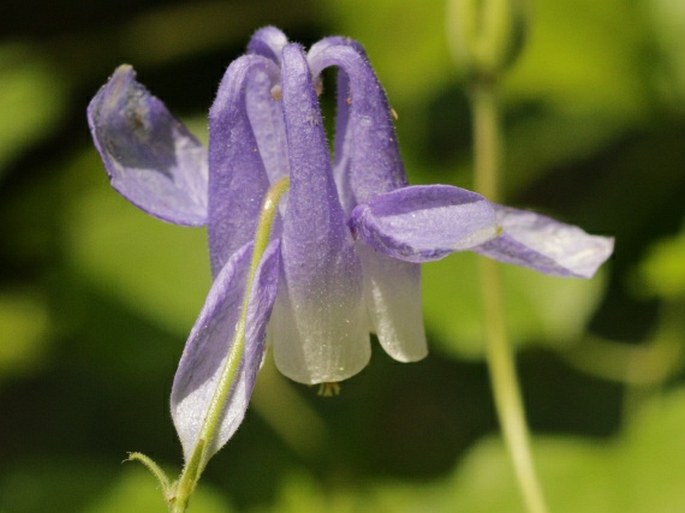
170,177,290,513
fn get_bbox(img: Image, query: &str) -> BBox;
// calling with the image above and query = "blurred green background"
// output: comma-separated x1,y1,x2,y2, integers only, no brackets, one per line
1,0,684,511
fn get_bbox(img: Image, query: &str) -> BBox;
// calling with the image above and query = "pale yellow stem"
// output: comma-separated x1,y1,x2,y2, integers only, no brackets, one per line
472,83,549,513
170,177,290,513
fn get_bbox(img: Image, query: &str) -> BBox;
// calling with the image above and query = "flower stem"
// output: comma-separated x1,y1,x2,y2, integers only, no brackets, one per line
170,177,290,513
471,82,549,513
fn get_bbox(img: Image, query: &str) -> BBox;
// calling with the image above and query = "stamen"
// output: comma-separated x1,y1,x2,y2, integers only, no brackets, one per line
271,84,282,101
390,107,399,121
317,382,341,397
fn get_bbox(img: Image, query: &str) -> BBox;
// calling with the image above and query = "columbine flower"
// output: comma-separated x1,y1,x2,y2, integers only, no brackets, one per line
87,26,613,461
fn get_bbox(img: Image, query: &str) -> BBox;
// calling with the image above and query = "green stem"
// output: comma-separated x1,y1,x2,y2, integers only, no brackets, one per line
471,82,549,513
472,83,500,201
170,177,290,513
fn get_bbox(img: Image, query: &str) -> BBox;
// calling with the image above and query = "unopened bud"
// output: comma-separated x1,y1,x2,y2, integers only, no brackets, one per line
446,0,527,80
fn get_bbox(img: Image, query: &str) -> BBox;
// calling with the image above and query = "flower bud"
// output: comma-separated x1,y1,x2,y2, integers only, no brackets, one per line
446,0,527,80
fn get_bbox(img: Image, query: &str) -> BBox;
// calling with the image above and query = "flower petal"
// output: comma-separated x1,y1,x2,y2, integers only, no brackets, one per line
170,240,280,462
307,39,428,363
247,26,288,63
87,65,208,226
474,205,615,278
245,57,289,187
357,244,427,362
208,55,281,275
350,184,498,263
308,38,407,213
272,44,369,384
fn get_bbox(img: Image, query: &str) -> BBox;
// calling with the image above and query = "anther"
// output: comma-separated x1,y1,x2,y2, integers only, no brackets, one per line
317,382,341,397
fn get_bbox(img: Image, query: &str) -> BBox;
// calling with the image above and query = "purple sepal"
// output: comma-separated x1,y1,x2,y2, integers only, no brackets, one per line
474,205,614,278
350,184,498,263
170,240,280,461
87,65,208,226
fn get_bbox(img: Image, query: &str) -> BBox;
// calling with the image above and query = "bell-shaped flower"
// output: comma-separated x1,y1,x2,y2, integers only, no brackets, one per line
87,27,613,462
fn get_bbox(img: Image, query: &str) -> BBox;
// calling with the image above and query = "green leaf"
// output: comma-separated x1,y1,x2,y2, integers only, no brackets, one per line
242,387,685,512
449,386,685,513
321,0,456,104
506,0,646,112
83,468,233,513
0,291,50,378
322,0,650,192
422,252,607,358
502,0,649,191
63,151,210,335
0,44,67,178
649,0,685,108
637,225,685,298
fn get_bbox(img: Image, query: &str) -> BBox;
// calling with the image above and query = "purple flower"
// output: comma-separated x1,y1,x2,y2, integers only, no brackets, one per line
87,27,613,460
